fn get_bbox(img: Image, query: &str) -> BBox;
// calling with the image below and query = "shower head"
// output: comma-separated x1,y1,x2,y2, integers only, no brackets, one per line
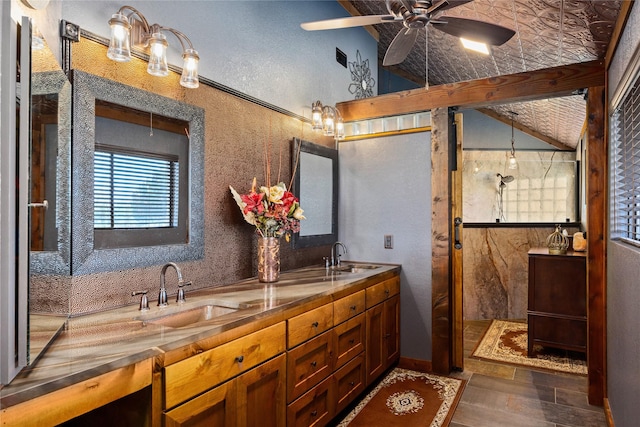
497,173,515,184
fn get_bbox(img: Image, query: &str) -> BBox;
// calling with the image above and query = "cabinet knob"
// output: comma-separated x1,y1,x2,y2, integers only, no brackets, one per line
350,305,357,311
235,355,244,363
311,410,318,417
310,360,317,367
349,338,355,344
312,321,319,328
349,381,355,386
384,289,390,295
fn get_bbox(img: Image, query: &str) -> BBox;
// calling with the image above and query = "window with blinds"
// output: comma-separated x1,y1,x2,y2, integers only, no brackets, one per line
611,77,640,245
94,147,179,229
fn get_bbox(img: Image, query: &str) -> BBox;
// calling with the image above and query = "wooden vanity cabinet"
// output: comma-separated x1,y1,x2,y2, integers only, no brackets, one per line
527,249,587,355
365,276,400,386
163,322,286,427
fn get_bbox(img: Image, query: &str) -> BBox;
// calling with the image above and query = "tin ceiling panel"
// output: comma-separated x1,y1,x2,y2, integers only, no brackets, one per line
345,0,622,149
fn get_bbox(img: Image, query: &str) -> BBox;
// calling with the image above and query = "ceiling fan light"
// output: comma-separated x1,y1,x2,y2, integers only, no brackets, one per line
460,37,489,55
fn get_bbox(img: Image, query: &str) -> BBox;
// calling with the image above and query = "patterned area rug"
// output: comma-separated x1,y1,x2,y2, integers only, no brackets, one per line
472,319,587,375
336,368,464,427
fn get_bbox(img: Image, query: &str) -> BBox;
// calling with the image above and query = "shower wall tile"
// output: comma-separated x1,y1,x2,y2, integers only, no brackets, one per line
462,226,579,320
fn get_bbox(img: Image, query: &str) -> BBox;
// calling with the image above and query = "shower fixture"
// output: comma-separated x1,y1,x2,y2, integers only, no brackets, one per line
496,173,515,222
497,173,515,186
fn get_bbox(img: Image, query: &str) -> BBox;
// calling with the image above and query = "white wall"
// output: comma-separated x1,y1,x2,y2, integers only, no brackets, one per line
338,132,432,360
58,0,378,116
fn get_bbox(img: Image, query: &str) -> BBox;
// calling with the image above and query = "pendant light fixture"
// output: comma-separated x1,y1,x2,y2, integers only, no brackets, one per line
107,5,200,89
508,111,518,170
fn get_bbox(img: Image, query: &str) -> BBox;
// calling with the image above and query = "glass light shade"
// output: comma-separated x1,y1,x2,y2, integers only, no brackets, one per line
107,13,132,62
311,102,323,131
335,117,345,140
180,48,200,88
322,107,335,136
147,33,169,77
508,152,518,169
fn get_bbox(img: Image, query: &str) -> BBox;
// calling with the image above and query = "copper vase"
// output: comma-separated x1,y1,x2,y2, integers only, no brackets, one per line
258,237,280,282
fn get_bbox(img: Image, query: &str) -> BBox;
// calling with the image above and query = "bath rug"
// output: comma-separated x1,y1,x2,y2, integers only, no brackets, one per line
336,368,464,427
472,319,587,375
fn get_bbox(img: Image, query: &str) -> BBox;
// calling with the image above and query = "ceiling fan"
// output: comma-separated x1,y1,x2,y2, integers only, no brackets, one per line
301,0,516,67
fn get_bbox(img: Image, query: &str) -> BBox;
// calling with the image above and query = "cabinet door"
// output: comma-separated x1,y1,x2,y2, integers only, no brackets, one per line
383,295,400,369
237,354,286,427
365,303,384,386
164,380,237,427
287,376,335,427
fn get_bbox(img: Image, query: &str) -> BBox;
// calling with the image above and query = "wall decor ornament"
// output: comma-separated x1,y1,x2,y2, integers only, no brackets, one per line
348,50,375,99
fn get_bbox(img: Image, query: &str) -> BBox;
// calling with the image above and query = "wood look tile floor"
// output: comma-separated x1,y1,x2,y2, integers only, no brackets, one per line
449,320,606,427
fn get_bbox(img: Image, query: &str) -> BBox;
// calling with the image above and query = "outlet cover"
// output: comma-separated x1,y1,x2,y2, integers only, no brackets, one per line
384,235,393,249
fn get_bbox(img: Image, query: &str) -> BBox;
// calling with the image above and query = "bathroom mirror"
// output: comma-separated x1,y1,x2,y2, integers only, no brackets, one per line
71,71,205,275
28,31,71,366
291,138,338,248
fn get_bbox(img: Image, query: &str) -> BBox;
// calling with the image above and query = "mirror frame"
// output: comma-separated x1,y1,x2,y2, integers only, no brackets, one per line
71,71,205,275
292,138,338,248
30,71,72,275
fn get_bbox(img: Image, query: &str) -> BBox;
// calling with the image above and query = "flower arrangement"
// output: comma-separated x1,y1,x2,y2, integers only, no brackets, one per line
230,178,305,239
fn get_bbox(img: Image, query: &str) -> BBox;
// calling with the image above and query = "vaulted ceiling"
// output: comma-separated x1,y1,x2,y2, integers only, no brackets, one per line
335,0,624,149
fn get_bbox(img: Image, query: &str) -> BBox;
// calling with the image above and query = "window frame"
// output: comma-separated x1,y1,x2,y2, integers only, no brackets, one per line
71,71,204,275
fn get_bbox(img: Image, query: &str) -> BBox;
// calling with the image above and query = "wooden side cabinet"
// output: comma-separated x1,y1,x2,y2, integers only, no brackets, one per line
527,248,587,355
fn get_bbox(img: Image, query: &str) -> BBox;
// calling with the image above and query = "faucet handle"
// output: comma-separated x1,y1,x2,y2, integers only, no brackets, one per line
158,288,168,307
176,281,192,303
132,290,149,311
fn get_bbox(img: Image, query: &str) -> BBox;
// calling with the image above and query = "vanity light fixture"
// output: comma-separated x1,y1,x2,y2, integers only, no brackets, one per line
311,101,345,141
107,5,200,88
508,111,518,170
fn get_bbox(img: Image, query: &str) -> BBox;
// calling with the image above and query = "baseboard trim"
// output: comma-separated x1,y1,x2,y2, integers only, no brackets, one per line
604,398,615,427
398,357,432,373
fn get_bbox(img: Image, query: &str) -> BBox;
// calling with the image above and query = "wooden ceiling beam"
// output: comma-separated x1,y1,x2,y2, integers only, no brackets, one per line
337,60,605,121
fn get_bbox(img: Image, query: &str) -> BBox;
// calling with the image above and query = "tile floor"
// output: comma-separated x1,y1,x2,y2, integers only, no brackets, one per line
449,320,606,427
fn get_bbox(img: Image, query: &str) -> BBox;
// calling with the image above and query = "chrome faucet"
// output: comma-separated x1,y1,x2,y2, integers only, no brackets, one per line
159,262,191,306
330,241,347,267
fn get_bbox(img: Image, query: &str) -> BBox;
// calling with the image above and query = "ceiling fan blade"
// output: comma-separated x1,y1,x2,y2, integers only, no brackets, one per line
383,27,419,66
301,15,395,31
431,16,515,46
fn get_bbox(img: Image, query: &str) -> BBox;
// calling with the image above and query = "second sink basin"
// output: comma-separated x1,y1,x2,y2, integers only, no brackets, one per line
331,263,381,273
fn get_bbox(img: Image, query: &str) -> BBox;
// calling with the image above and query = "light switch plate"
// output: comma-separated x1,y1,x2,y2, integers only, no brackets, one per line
384,235,393,249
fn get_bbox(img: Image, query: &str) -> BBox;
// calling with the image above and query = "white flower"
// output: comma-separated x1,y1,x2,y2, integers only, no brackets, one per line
293,207,306,220
261,182,286,204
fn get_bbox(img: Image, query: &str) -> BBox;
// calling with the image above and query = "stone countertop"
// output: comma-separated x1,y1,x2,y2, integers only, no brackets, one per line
0,262,400,407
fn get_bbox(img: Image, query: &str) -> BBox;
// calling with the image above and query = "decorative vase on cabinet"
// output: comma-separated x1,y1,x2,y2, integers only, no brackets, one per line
258,236,280,282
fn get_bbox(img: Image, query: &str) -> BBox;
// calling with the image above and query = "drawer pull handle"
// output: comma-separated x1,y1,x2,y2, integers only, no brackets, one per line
349,381,355,386
311,410,318,417
312,321,319,328
235,355,244,363
385,289,390,295
350,305,357,311
310,361,317,367
349,338,355,344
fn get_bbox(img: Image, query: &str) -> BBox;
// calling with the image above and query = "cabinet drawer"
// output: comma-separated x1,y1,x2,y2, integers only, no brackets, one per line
164,379,236,426
334,353,365,414
164,322,286,409
287,330,334,403
366,276,400,308
333,291,365,325
287,376,335,427
333,313,365,370
288,303,333,349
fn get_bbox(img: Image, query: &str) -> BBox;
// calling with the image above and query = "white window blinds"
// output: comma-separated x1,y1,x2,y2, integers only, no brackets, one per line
611,79,640,245
94,147,179,229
